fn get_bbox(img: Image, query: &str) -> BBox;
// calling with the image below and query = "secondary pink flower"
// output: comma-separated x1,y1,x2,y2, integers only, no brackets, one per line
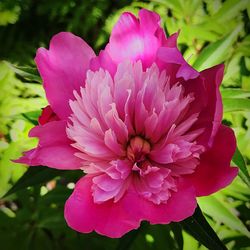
16,9,238,238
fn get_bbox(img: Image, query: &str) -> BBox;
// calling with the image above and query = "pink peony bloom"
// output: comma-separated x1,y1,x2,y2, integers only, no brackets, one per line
16,9,238,238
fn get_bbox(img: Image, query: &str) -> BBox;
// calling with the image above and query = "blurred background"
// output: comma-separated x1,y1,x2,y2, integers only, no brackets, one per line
0,0,249,249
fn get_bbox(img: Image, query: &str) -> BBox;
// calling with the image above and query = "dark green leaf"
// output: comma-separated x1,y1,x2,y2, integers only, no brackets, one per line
2,166,63,198
116,229,140,250
6,62,42,83
180,205,227,250
170,223,183,250
22,110,41,125
232,147,250,187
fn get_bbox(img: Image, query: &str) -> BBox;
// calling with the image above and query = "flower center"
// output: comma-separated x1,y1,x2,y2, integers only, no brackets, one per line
126,136,151,162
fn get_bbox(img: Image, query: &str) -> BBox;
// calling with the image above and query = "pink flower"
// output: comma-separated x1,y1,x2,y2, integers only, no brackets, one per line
16,9,238,238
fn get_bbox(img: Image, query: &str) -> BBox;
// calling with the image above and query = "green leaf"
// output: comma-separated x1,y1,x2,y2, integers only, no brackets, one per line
170,223,183,250
183,230,199,250
0,5,20,26
198,195,250,237
212,0,249,23
232,147,250,187
22,110,41,125
2,166,63,198
221,88,250,99
6,62,42,83
28,229,54,250
193,24,242,71
148,224,178,250
223,98,250,112
180,205,227,250
116,229,140,250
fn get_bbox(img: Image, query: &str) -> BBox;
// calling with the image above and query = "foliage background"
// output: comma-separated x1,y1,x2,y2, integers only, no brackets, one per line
0,0,250,249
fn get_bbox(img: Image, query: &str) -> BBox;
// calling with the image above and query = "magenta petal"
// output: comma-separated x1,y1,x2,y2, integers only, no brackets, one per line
106,12,141,64
179,64,224,148
65,177,196,238
198,64,224,147
35,32,95,119
164,32,179,47
90,50,117,76
15,121,82,170
106,9,165,69
189,125,238,196
137,178,197,224
157,46,199,81
64,176,141,238
138,9,160,34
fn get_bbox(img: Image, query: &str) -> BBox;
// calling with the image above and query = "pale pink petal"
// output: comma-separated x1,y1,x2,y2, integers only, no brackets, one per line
15,121,82,169
104,104,128,144
104,129,126,157
188,125,238,196
35,32,95,119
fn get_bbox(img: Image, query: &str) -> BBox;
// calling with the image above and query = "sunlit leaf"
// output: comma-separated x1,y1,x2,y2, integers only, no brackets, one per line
193,24,242,71
212,0,249,23
198,195,250,237
221,88,250,99
223,98,250,112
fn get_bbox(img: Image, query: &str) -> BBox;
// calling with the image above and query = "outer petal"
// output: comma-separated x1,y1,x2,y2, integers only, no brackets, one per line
105,9,166,69
157,34,199,81
138,178,197,224
15,121,82,170
35,32,95,119
177,64,224,148
64,176,140,238
64,176,196,238
188,125,238,196
197,64,224,147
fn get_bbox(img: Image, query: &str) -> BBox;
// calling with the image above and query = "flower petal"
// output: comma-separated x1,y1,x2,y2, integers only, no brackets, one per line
137,178,197,224
90,50,117,77
64,176,141,238
64,176,196,238
35,32,95,119
15,121,82,169
177,64,224,148
105,9,166,69
157,34,199,81
38,105,59,125
197,64,224,147
188,125,238,196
